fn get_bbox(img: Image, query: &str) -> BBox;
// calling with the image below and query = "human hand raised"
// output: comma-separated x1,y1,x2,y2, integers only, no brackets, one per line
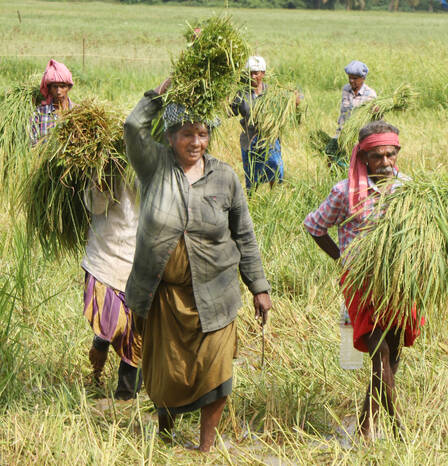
254,292,272,326
155,78,171,95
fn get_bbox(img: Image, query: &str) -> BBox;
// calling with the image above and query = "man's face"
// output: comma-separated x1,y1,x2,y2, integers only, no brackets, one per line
362,145,399,179
250,70,265,88
49,82,70,103
348,74,365,93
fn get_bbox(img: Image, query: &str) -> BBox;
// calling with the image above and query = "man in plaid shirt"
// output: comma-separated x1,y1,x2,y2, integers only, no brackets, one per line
305,120,421,439
30,59,73,145
335,60,377,136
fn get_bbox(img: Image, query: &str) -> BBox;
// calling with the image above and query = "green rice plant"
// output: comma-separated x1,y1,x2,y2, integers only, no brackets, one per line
165,15,249,121
0,279,22,404
0,75,43,197
338,84,418,159
343,171,448,337
249,83,302,148
308,129,332,154
21,99,130,257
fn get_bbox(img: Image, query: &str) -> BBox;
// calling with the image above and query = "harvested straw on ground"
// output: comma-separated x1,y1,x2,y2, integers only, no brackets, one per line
249,84,303,147
0,75,42,196
22,99,129,256
165,15,249,121
338,83,417,158
344,171,448,333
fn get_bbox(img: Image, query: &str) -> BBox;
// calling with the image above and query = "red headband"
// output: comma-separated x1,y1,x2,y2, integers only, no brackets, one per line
358,132,400,152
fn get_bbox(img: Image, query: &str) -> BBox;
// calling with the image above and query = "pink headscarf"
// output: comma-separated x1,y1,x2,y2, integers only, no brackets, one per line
348,132,401,216
40,59,74,105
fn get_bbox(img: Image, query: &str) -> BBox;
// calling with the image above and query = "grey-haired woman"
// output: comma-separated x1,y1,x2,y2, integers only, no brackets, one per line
124,79,272,452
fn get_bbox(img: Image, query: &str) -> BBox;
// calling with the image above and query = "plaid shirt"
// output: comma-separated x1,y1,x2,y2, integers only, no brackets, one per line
304,173,405,260
336,83,377,135
30,100,73,145
124,91,270,332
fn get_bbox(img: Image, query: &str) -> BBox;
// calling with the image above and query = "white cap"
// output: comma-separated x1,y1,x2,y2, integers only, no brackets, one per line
246,56,266,72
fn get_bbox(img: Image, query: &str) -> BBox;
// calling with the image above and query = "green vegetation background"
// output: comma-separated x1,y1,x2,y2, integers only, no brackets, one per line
1,0,448,463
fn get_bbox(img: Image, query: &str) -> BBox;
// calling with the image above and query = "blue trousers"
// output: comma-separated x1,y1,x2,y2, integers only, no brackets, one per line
241,137,284,191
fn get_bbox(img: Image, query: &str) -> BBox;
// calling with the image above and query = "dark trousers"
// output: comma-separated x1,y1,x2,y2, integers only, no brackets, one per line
92,336,142,400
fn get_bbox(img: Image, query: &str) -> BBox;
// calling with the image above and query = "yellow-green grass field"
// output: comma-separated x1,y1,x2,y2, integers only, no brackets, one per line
1,1,448,464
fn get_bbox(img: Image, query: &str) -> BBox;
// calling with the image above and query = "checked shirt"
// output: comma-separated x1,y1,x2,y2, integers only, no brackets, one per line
336,83,377,136
30,100,74,145
304,173,405,260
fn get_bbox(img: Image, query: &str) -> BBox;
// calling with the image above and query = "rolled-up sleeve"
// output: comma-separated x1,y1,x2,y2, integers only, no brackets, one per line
229,173,270,295
304,184,347,237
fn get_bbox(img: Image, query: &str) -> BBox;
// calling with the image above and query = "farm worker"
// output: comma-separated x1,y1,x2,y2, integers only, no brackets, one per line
304,120,422,439
124,78,272,452
31,59,142,400
325,60,377,162
231,56,301,194
30,59,74,145
82,178,143,400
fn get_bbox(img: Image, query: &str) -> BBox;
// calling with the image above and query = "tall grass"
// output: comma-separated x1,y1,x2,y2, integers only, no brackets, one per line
1,2,448,464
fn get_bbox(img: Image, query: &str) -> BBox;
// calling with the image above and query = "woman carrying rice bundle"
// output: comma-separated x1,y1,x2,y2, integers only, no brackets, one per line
31,60,142,400
326,61,377,161
304,120,423,438
231,56,300,194
30,59,74,145
124,78,272,452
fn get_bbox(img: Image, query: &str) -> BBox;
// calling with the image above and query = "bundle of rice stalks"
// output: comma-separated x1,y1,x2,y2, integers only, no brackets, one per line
36,100,127,181
23,159,88,256
249,84,302,147
308,129,332,153
165,15,249,121
0,75,43,196
344,171,448,335
338,84,417,159
22,99,130,256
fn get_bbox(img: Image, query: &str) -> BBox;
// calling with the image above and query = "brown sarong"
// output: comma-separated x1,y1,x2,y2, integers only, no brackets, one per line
138,237,237,412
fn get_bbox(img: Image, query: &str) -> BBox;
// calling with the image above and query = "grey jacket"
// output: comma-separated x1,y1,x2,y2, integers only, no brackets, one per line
124,91,270,332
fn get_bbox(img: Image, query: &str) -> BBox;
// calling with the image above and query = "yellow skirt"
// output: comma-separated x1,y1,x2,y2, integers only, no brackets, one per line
137,237,237,412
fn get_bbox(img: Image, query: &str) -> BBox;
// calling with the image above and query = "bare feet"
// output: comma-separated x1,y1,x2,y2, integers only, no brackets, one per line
199,397,227,452
88,346,108,386
158,412,176,444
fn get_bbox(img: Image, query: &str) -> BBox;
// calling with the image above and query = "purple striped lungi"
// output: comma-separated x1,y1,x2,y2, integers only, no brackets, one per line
83,272,142,367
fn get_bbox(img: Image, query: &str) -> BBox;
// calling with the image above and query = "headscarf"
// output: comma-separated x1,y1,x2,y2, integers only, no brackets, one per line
344,60,369,78
246,56,266,72
162,103,220,131
348,132,401,216
40,59,74,105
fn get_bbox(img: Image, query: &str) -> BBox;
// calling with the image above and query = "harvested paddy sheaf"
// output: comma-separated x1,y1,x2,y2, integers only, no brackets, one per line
165,15,249,121
338,83,418,159
344,171,448,336
22,100,129,257
250,82,303,148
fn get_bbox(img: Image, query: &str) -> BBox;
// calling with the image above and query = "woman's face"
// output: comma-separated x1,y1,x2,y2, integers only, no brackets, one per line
169,122,209,167
49,82,70,103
